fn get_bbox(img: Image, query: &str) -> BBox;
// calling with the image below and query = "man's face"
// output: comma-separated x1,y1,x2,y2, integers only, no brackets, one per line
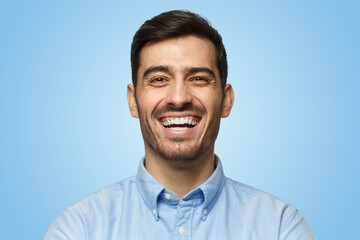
127,35,233,162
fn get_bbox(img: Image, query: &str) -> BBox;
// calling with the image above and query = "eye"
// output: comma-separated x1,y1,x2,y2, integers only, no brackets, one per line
151,77,165,82
149,77,168,86
191,76,209,85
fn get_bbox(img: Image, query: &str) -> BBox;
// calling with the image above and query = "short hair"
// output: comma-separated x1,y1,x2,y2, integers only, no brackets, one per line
131,10,228,88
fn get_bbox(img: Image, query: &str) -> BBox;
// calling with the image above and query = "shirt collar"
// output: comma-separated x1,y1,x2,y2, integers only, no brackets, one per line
197,155,226,221
135,158,164,221
135,155,226,221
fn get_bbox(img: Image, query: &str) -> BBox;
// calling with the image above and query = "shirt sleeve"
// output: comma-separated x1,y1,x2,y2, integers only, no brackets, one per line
279,207,316,240
44,209,85,240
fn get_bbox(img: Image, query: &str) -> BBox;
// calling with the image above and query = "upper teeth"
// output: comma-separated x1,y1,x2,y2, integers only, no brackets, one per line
161,117,198,127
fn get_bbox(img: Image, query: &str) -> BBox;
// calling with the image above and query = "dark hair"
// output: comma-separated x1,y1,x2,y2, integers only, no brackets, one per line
131,10,228,88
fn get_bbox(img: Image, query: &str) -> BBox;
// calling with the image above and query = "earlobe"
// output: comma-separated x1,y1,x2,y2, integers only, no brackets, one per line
221,84,234,118
127,84,139,118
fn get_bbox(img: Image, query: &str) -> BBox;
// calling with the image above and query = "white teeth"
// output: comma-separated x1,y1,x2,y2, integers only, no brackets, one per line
161,117,199,128
168,127,189,130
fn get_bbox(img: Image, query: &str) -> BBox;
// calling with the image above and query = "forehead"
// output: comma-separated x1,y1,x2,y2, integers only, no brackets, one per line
138,36,218,75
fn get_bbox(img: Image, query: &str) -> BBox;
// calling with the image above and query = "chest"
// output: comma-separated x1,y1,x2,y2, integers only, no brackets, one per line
86,196,281,240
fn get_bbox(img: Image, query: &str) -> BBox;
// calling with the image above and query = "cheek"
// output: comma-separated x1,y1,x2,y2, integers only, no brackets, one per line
191,89,223,109
137,95,164,117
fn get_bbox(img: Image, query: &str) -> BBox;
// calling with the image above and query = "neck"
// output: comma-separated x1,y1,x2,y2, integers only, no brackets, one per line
144,146,215,200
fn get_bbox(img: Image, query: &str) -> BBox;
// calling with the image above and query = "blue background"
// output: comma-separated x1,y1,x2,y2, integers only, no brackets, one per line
1,1,359,239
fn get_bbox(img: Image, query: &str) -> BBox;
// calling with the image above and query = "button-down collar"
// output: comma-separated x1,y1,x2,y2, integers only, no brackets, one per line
135,155,226,221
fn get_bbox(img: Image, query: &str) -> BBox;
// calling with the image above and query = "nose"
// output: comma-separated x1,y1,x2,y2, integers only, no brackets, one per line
165,80,192,107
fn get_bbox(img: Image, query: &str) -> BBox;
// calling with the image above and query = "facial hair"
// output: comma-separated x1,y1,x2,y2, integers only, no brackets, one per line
137,101,222,163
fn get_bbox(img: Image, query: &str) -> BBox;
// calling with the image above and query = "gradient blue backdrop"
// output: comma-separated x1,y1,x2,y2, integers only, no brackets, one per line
1,1,359,239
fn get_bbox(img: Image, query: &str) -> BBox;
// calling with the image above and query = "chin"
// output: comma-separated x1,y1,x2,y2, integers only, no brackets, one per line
152,141,209,163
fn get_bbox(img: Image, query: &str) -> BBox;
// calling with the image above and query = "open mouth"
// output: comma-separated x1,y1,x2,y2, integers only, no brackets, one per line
159,116,201,130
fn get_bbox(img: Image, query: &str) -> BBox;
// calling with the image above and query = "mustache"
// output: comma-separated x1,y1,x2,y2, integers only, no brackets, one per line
154,103,205,116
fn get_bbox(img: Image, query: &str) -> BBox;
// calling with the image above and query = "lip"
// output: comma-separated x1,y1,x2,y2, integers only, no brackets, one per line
156,110,202,118
156,113,203,137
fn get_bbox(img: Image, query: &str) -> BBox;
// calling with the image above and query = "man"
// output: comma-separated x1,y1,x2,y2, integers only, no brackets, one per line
45,10,315,239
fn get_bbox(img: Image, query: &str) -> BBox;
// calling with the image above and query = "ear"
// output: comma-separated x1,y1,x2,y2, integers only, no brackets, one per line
127,84,139,118
221,84,234,118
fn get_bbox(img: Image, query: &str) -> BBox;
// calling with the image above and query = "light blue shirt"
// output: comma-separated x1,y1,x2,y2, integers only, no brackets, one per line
45,156,315,239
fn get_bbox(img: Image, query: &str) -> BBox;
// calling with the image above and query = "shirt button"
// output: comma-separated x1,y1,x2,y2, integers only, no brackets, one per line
179,225,185,235
152,209,157,215
165,193,171,200
203,209,208,215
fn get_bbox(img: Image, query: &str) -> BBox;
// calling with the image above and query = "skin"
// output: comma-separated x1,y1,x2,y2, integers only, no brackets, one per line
127,35,234,199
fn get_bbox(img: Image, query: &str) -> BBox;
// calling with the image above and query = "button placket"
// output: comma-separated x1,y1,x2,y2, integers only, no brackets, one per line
175,202,187,238
174,198,199,239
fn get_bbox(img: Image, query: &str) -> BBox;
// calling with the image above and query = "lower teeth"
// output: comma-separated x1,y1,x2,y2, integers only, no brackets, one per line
168,127,190,130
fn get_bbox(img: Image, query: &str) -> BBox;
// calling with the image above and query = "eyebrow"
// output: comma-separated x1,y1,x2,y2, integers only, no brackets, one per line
143,65,171,80
186,67,216,78
142,65,216,80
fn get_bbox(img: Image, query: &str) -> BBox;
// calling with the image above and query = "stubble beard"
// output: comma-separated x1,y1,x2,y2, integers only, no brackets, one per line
137,103,222,163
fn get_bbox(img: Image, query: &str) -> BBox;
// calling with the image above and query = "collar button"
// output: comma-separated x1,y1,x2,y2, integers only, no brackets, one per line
203,209,208,215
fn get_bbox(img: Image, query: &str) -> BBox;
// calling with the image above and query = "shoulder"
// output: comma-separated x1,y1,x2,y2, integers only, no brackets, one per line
45,176,137,239
58,177,136,225
225,177,288,205
67,175,136,214
223,178,315,239
225,177,260,196
224,177,283,200
223,177,298,219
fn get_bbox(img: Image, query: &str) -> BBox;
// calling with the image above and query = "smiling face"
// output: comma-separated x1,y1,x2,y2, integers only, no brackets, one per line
127,35,234,162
